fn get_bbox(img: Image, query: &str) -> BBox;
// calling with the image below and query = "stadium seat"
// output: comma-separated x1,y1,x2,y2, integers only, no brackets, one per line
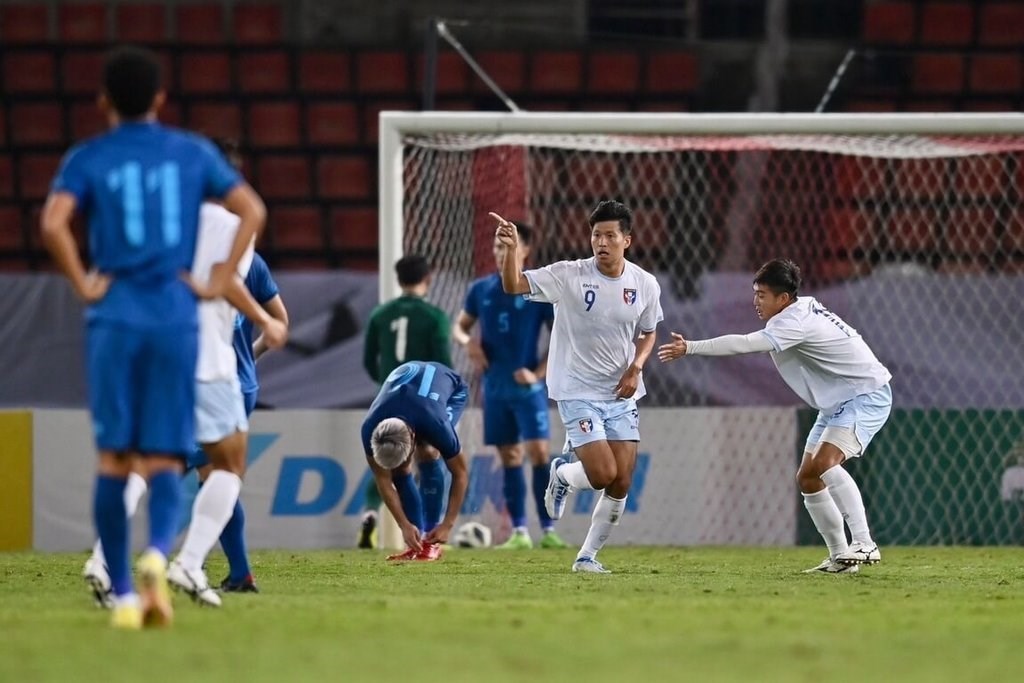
62,51,106,95
233,3,284,44
903,98,955,112
911,53,965,94
416,51,470,95
297,51,351,93
566,156,620,200
832,156,887,200
3,52,56,93
70,102,106,141
238,51,291,93
116,3,167,43
0,4,50,43
58,3,108,43
179,51,232,93
0,108,6,148
256,155,311,199
945,206,1000,258
317,155,372,199
862,1,915,44
963,99,1015,111
952,155,1008,197
19,154,62,200
622,156,674,199
10,104,65,146
330,208,379,250
826,207,875,257
0,207,23,249
160,100,183,127
587,52,641,95
361,99,416,144
247,102,301,148
473,51,526,94
187,103,242,140
968,54,1023,94
893,158,949,198
644,51,699,94
268,206,324,249
175,5,225,45
306,103,360,146
356,51,409,94
978,2,1024,46
919,2,974,45
0,154,13,199
529,51,583,94
887,207,942,253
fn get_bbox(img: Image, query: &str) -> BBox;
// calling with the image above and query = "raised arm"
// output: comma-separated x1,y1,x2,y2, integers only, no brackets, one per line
491,212,530,294
658,331,774,362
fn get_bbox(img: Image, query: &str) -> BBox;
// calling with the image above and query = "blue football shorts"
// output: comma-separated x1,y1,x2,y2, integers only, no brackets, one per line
483,390,551,446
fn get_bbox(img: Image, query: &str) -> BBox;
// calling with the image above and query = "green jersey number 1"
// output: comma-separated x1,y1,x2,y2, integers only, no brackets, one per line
390,316,408,362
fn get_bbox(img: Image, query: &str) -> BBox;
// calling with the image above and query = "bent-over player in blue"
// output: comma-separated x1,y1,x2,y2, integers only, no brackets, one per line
41,46,266,630
361,361,470,561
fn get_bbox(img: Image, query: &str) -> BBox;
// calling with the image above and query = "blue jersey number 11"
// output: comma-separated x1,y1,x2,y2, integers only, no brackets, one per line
106,161,182,247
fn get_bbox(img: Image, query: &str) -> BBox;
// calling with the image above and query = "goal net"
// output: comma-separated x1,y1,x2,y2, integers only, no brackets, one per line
381,113,1024,547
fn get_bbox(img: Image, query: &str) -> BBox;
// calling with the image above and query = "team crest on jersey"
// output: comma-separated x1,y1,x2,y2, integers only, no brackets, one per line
578,418,594,433
623,289,637,305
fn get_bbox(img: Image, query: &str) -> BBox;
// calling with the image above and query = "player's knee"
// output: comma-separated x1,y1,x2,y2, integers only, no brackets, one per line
497,445,523,467
606,476,631,500
585,463,617,490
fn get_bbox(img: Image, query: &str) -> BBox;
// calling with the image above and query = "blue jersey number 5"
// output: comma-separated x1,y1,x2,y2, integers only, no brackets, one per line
106,161,182,247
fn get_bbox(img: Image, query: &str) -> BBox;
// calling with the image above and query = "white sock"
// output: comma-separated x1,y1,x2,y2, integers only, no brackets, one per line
802,489,848,559
577,493,626,561
92,472,148,566
821,465,874,546
558,461,595,490
176,470,242,571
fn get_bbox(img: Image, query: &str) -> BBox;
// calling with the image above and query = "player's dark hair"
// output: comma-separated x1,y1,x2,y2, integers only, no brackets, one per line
213,137,243,171
589,200,633,235
395,254,431,287
754,259,802,297
103,46,162,119
514,222,533,245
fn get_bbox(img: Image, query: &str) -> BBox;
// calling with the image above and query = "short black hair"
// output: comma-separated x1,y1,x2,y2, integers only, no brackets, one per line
395,254,431,287
753,259,802,297
589,200,633,235
213,137,243,171
514,222,533,245
103,46,162,119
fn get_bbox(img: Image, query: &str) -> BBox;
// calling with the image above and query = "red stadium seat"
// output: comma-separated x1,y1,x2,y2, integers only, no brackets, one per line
529,52,583,94
3,52,56,94
306,103,360,146
116,3,167,43
963,99,1015,112
622,156,675,200
566,156,620,199
62,51,106,95
919,2,974,45
952,155,1009,197
587,52,641,95
415,51,470,95
297,51,351,93
473,51,525,94
187,103,242,140
179,52,232,93
644,51,698,94
826,208,876,256
247,102,301,148
0,108,5,148
892,158,949,198
886,207,942,253
256,156,311,199
0,154,14,199
356,51,409,94
58,3,108,43
862,2,915,44
317,155,372,199
330,208,379,250
70,102,106,141
946,206,1000,257
160,100,183,127
911,53,965,94
233,3,284,44
10,104,65,146
978,2,1024,46
238,51,291,93
0,4,50,43
361,99,416,144
175,5,225,45
969,54,1023,94
19,154,63,201
0,207,23,249
269,206,324,250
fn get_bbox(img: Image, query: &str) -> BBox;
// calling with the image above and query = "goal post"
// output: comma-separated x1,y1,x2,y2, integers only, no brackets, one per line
378,112,1024,547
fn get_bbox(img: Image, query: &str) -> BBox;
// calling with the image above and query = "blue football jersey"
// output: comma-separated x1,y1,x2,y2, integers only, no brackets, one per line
361,362,468,459
234,252,280,394
51,122,240,327
464,273,553,399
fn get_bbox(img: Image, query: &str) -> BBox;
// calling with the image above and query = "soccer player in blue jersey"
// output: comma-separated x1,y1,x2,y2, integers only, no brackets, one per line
453,224,567,549
41,46,266,629
361,361,470,561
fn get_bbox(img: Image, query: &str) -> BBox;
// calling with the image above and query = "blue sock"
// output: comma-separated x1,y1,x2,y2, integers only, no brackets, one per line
504,465,528,528
417,459,445,533
147,470,182,556
220,500,252,582
533,463,554,531
94,475,133,596
393,471,424,532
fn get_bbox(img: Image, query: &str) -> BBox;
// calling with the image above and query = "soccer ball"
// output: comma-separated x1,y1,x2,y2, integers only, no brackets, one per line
453,521,492,548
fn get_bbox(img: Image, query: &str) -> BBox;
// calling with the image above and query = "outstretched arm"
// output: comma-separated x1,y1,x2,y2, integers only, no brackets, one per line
491,212,531,294
659,331,774,361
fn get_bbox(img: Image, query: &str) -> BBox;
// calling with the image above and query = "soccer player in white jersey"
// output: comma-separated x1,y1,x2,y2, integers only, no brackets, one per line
492,200,663,574
658,259,892,573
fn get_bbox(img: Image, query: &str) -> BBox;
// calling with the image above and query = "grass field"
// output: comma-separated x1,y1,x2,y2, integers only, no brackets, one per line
1,547,1022,683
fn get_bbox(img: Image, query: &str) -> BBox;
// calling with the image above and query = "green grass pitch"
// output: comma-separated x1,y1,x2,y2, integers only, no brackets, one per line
1,547,1023,683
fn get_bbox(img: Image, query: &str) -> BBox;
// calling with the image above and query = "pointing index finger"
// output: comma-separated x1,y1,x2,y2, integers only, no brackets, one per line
488,212,512,227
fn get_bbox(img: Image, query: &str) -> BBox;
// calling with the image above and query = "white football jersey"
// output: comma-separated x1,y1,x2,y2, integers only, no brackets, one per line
761,296,891,411
192,203,254,383
525,257,663,401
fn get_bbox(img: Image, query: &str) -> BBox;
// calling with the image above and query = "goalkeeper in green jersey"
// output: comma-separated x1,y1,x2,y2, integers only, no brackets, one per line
359,255,453,547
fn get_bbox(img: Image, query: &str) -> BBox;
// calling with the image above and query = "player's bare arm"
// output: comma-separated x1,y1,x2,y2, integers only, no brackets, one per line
491,212,530,294
615,330,657,399
40,192,111,303
453,311,489,373
254,294,289,359
368,458,423,551
424,453,469,544
222,274,288,350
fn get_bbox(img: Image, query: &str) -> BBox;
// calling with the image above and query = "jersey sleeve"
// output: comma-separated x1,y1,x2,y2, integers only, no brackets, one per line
363,309,381,383
50,145,91,208
639,278,664,332
360,418,375,458
197,137,243,200
762,311,806,352
246,254,280,304
432,307,453,368
524,261,573,304
463,281,480,318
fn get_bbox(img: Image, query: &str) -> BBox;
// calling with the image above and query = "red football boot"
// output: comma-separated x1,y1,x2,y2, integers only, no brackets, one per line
386,546,419,561
414,542,443,561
